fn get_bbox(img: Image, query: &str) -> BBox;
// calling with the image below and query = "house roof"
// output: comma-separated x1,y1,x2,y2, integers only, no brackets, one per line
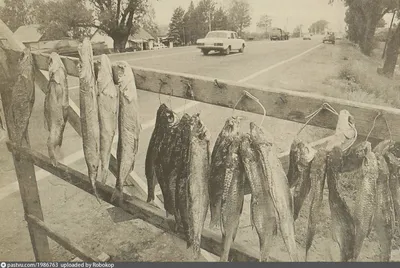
13,24,44,43
129,28,154,41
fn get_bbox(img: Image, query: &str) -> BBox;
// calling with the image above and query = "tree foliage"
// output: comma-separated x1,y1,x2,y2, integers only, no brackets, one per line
0,0,34,32
168,7,185,44
309,20,329,34
227,0,252,36
256,14,272,32
212,7,229,31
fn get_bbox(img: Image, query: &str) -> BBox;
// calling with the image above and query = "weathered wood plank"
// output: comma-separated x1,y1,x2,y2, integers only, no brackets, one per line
25,214,103,262
7,142,269,262
71,252,110,262
0,19,52,261
32,52,400,142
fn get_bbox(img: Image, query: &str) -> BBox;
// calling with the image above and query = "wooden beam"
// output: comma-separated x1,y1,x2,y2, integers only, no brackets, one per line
0,19,52,261
32,52,400,143
7,142,269,262
71,253,110,262
25,214,103,262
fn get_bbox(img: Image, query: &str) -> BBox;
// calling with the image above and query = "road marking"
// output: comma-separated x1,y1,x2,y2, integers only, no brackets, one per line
237,43,323,83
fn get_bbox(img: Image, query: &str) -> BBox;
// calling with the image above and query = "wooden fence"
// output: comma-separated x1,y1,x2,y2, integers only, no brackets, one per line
1,18,400,262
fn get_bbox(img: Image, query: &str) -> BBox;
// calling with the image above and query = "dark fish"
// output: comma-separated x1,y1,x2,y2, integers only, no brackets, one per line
96,54,119,184
187,113,210,259
250,122,299,262
342,141,372,173
305,149,327,261
326,147,355,262
384,152,400,224
145,104,173,203
111,61,141,205
209,116,242,229
374,155,395,262
240,134,277,262
44,52,69,166
78,39,101,202
289,138,316,221
353,143,378,261
220,134,244,262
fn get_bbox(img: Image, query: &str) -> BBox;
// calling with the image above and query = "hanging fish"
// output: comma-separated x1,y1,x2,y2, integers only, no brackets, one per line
209,116,242,229
240,134,277,262
111,61,141,205
95,54,119,184
44,52,69,166
342,141,372,173
249,122,299,262
384,152,400,224
78,39,101,202
326,110,356,152
353,142,378,261
326,147,356,262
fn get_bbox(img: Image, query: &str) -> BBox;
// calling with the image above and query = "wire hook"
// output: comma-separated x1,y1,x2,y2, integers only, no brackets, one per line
233,91,266,126
297,102,339,137
365,112,381,142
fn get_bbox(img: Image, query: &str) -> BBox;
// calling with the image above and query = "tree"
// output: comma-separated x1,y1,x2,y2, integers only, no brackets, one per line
212,7,229,31
309,20,329,34
292,24,303,38
381,10,400,77
256,14,272,37
143,6,159,39
32,0,93,40
168,7,185,45
228,0,252,36
194,0,216,37
0,0,34,32
183,1,196,44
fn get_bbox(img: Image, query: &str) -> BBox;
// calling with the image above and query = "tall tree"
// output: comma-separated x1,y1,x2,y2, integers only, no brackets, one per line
309,20,329,34
212,7,229,30
143,6,159,39
183,1,196,44
168,7,185,45
256,14,272,37
381,9,400,77
228,0,251,36
0,0,34,32
194,0,216,37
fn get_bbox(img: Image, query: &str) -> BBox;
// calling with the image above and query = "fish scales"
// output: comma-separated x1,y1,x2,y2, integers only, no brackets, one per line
209,116,242,229
353,143,378,261
305,148,327,261
45,52,69,166
326,147,355,262
78,39,101,202
240,134,276,262
96,54,119,184
249,122,299,262
220,134,245,262
342,141,372,173
111,61,141,205
384,152,400,224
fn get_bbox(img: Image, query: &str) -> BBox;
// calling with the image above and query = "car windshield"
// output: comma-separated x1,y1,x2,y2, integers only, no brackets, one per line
205,32,229,38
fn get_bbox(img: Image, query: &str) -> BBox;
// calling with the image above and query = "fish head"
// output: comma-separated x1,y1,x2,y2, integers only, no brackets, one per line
111,61,133,84
336,110,356,139
373,139,395,156
297,142,316,167
249,122,274,146
78,38,95,80
239,134,256,160
350,141,372,159
222,116,242,135
48,52,66,83
190,113,211,142
157,104,176,126
19,48,34,77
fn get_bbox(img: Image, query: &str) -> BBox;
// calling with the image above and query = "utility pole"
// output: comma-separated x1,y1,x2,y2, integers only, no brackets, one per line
382,10,396,59
209,11,212,32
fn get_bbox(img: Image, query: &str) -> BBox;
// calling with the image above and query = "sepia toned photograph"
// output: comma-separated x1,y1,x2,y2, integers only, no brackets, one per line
1,0,400,263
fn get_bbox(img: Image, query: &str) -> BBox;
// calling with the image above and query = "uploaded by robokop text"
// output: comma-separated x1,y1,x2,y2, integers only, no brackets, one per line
0,263,114,268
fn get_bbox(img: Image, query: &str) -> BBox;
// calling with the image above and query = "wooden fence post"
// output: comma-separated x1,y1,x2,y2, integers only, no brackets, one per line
0,19,52,261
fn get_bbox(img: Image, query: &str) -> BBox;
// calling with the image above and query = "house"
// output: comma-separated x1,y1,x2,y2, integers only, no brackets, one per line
12,24,61,50
90,29,114,50
127,28,155,50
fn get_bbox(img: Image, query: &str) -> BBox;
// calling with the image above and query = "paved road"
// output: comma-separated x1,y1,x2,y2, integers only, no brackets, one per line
0,37,337,261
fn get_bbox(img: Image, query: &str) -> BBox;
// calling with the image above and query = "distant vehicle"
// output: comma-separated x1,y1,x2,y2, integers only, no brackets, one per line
323,32,336,44
270,28,289,41
335,33,343,40
303,33,312,40
152,43,167,50
196,30,246,55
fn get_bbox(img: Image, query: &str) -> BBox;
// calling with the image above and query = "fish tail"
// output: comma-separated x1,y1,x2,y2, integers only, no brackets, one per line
90,172,101,204
209,202,221,229
220,233,232,262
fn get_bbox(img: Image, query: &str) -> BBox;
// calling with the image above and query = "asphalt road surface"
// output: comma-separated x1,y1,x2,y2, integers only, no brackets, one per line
0,37,340,262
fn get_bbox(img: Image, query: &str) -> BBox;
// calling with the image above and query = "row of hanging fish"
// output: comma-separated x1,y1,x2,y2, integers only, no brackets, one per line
43,38,141,205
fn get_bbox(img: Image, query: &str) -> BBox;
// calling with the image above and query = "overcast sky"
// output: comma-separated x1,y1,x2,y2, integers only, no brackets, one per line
151,0,348,32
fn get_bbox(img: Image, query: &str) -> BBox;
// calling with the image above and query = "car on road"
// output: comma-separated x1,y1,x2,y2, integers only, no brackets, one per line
323,32,336,44
303,33,312,40
270,27,289,41
153,43,168,50
196,30,246,55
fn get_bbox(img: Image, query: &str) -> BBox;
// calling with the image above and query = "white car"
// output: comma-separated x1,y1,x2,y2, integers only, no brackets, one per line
153,43,167,50
196,30,246,55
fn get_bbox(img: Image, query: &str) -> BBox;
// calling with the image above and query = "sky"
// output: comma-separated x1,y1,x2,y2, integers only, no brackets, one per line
151,0,348,33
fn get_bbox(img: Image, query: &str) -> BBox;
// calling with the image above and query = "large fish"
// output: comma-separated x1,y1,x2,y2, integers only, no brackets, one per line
326,147,356,262
240,134,277,262
374,153,395,262
187,113,210,259
44,52,69,166
209,116,242,229
78,39,101,202
6,48,35,149
384,152,400,224
342,141,372,173
289,138,316,221
220,134,245,262
95,54,119,184
353,143,378,261
305,148,327,261
111,61,141,205
326,110,356,152
145,104,174,203
249,122,299,262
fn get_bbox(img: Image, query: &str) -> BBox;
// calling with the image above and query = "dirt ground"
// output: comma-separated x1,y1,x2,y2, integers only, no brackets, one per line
2,40,400,262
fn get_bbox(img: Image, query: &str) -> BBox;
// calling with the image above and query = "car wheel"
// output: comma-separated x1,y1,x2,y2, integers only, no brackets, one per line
239,44,245,53
224,46,231,55
202,49,209,55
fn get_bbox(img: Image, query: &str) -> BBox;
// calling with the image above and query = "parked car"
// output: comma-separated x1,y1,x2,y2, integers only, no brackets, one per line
303,33,312,40
196,30,246,55
153,43,167,50
323,32,336,44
